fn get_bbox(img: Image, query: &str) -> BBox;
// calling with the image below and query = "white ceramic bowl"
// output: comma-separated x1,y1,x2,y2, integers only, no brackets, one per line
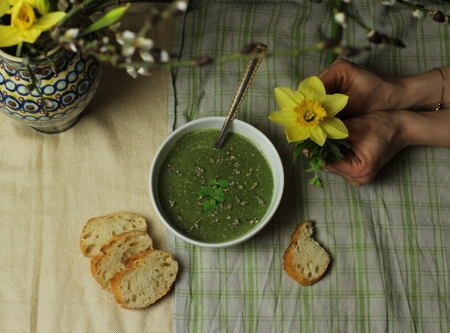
149,117,284,248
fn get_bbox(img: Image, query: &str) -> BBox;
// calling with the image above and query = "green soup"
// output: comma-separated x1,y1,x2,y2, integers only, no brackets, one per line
158,129,274,243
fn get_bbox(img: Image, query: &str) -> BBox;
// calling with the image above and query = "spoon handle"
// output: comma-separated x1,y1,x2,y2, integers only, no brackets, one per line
214,42,267,149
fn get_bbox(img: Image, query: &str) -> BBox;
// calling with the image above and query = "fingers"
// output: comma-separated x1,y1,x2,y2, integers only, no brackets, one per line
326,152,371,187
316,67,329,80
316,58,352,94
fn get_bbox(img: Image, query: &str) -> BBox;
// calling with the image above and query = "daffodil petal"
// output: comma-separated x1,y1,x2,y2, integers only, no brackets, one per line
17,27,41,43
285,126,309,143
297,76,326,101
268,108,298,127
274,87,304,109
321,117,349,139
0,1,9,17
319,93,348,117
0,25,21,47
308,125,327,146
8,0,21,17
33,11,66,30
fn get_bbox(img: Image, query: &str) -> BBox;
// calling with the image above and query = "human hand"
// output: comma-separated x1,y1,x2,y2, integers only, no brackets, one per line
325,110,410,187
318,59,450,116
317,59,405,118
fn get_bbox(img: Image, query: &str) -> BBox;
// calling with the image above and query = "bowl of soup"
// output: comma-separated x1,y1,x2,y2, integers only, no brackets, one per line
149,117,284,248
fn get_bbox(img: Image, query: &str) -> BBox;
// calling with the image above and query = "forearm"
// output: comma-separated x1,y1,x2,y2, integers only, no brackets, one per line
400,109,450,147
394,66,450,111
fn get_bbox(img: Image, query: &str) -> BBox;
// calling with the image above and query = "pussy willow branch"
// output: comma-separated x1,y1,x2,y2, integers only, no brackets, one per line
111,42,358,71
326,0,343,66
26,65,49,114
58,0,98,26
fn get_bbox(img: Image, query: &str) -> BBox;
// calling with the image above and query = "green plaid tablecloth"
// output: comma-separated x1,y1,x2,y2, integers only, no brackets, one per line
166,1,450,332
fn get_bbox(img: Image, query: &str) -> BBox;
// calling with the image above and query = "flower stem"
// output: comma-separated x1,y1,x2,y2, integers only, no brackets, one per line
84,1,121,16
16,43,23,57
396,0,428,13
58,0,99,27
26,65,49,115
326,0,343,66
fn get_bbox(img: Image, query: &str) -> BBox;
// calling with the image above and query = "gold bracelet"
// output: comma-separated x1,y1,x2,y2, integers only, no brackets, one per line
435,67,445,110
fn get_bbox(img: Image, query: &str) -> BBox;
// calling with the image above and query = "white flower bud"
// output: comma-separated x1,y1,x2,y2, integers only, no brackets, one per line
140,51,155,63
126,66,138,78
412,9,426,19
68,42,78,52
334,12,347,28
135,37,154,51
64,28,79,39
116,33,124,46
121,30,136,42
121,45,136,58
160,50,170,63
138,67,152,76
22,56,31,66
175,1,188,11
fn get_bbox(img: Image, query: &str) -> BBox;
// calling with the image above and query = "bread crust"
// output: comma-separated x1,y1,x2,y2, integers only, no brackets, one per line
283,221,330,286
110,250,178,309
80,212,147,258
90,230,153,289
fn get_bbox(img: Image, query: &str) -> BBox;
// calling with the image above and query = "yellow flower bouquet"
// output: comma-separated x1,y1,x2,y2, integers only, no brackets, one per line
269,76,349,187
0,0,189,132
0,0,187,70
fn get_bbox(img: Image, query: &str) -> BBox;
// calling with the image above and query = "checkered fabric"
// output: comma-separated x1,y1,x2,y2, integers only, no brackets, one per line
167,1,450,332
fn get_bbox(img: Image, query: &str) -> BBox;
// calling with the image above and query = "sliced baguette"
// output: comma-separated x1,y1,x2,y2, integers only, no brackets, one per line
80,212,147,258
110,250,178,309
283,220,330,286
90,230,153,290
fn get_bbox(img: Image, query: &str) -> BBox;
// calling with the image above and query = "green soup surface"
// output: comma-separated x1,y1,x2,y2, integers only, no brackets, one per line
158,129,274,243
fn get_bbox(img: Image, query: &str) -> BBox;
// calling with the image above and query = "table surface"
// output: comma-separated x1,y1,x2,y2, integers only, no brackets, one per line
167,2,450,333
3,1,450,332
0,3,176,332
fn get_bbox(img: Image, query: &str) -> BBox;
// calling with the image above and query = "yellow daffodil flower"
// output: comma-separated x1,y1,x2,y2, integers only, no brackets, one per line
0,0,65,47
269,76,349,146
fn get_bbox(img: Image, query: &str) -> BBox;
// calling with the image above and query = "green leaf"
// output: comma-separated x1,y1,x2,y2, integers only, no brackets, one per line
36,0,50,15
215,188,224,196
309,174,318,185
203,201,213,211
332,138,350,148
214,194,225,203
197,186,214,196
309,158,323,170
315,177,323,187
209,178,218,185
210,198,217,204
293,141,307,163
218,179,230,188
81,4,130,35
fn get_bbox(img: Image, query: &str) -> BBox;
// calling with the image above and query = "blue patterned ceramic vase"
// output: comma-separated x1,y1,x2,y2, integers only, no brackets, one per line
0,47,102,133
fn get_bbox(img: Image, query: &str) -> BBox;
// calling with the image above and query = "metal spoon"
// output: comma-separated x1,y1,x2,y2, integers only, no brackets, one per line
213,42,267,149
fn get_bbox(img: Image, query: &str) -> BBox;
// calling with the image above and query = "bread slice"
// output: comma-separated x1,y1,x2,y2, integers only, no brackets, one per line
283,220,330,286
110,250,178,309
90,230,153,290
80,212,147,258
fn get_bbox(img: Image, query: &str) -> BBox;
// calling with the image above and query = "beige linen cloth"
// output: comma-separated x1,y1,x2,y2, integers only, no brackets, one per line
0,3,175,332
